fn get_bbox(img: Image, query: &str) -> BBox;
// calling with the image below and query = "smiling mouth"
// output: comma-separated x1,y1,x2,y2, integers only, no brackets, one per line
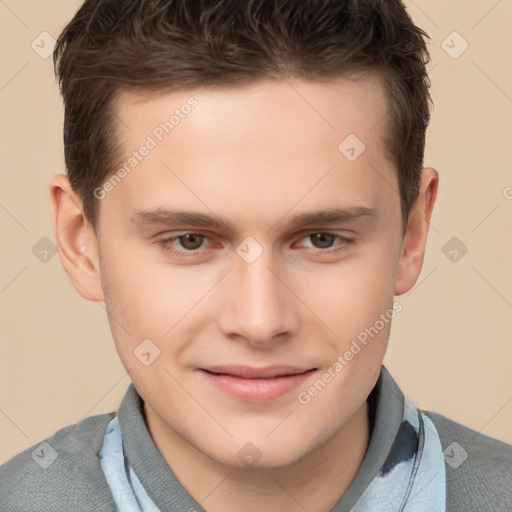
201,365,315,378
198,365,317,402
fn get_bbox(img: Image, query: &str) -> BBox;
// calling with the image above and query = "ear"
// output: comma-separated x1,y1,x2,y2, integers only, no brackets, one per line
49,174,104,302
394,168,439,295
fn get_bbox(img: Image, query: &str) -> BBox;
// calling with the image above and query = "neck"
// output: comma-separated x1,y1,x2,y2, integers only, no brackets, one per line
144,400,370,512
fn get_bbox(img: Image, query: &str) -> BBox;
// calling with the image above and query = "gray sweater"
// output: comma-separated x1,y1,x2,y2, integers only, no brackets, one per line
1,366,511,511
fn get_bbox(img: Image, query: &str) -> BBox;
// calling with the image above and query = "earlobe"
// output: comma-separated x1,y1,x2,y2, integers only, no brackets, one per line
394,168,439,296
48,174,105,302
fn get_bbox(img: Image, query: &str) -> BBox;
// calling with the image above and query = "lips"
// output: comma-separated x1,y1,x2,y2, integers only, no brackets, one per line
202,365,313,379
198,365,317,402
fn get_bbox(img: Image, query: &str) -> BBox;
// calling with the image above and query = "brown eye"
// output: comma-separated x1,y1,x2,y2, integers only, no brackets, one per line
178,233,205,250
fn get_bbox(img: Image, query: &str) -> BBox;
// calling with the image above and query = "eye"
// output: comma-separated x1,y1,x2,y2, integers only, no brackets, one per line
308,233,336,249
175,233,206,250
157,233,212,254
296,233,352,250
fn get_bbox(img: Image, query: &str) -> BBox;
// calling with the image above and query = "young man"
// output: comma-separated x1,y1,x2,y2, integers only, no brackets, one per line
1,0,511,510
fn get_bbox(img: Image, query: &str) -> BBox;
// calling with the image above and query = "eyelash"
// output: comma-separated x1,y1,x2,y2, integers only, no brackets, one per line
156,232,354,259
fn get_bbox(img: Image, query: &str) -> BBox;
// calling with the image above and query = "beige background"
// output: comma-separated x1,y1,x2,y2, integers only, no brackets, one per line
1,0,511,463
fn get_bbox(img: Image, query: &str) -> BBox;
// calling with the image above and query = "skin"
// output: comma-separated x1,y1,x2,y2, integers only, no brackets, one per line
49,74,438,512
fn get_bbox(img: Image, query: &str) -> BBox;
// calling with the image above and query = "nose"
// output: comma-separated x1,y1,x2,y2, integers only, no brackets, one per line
216,248,299,346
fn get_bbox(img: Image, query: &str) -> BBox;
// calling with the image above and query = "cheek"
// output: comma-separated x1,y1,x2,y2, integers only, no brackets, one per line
101,248,198,326
99,248,223,367
291,243,398,327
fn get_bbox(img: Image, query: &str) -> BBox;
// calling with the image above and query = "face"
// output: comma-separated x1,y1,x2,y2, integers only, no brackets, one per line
91,75,409,467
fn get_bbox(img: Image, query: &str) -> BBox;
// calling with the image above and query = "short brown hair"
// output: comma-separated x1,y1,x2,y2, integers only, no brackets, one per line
54,0,432,234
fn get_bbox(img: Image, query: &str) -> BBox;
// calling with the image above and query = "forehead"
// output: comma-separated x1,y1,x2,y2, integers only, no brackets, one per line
101,75,397,232
113,73,390,153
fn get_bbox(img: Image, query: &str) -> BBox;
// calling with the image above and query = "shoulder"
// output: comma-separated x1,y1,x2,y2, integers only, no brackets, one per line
423,409,512,511
0,412,117,512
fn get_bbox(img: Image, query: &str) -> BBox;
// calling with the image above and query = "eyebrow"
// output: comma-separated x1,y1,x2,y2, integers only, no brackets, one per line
129,205,377,232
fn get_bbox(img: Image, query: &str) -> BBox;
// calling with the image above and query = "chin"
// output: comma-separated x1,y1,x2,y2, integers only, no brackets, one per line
199,428,320,470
